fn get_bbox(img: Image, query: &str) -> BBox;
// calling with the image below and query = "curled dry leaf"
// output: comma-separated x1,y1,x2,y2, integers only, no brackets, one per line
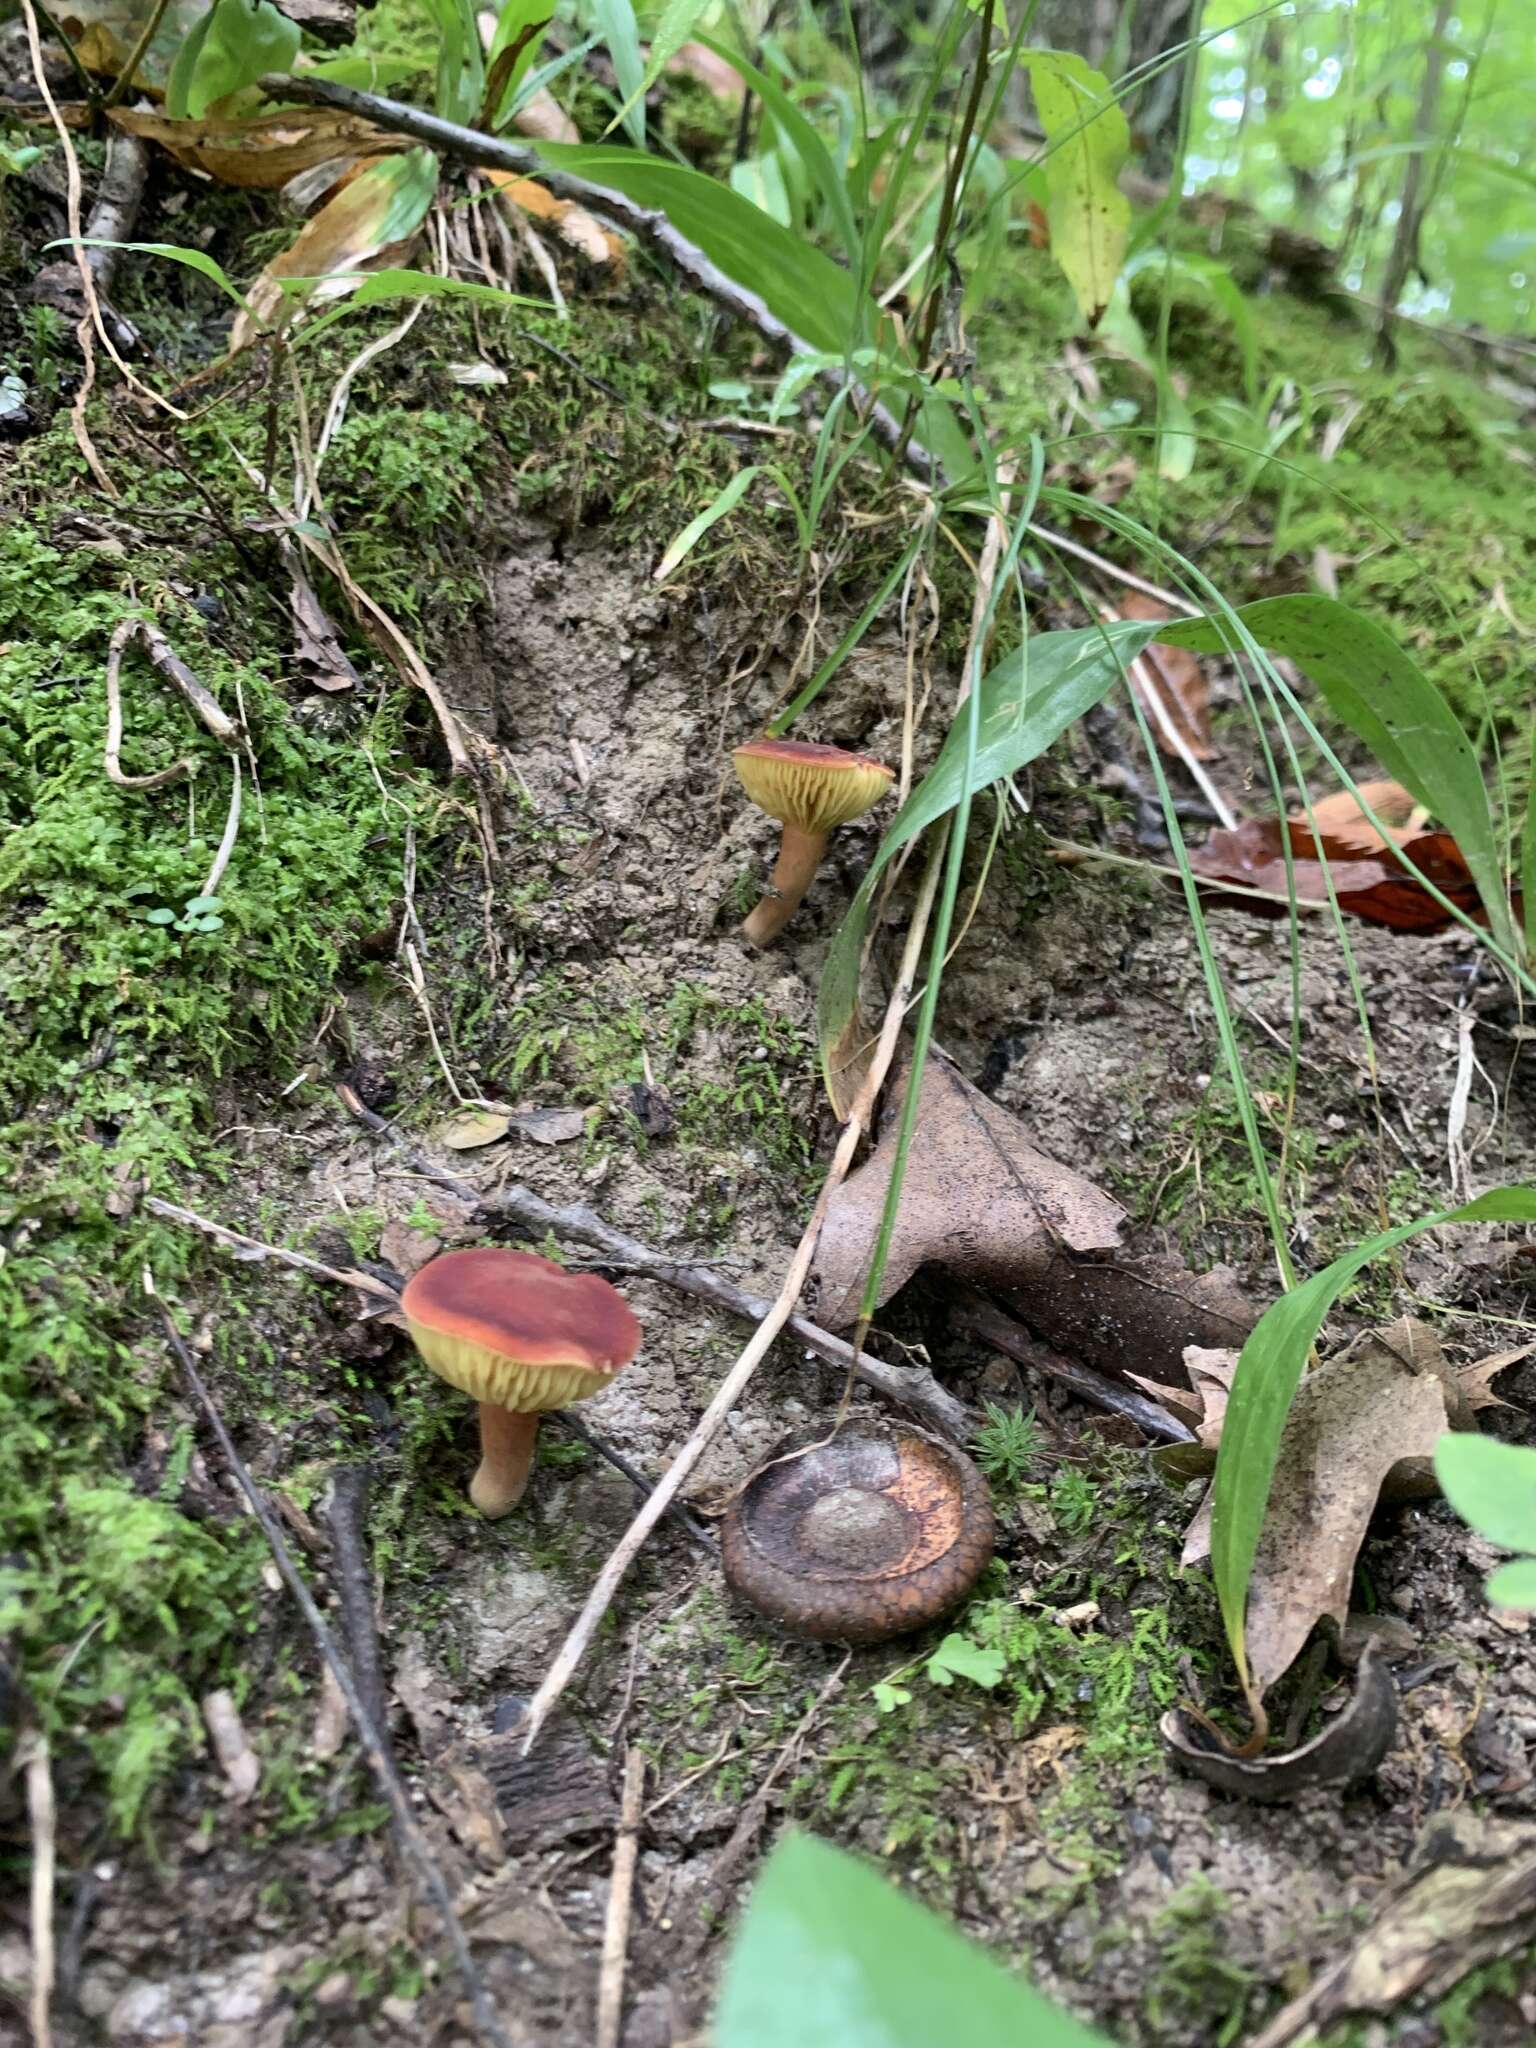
1189,816,1492,932
1161,1638,1397,1805
57,0,206,87
109,106,395,191
809,1055,1256,1386
487,170,625,269
1118,590,1215,761
1303,778,1424,852
438,1104,591,1150
1176,1320,1472,1699
202,1688,260,1802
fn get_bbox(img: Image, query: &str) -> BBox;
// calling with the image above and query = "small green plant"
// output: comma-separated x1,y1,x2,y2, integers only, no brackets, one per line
973,1401,1043,1494
1435,1434,1536,1608
870,1630,1007,1714
136,891,225,934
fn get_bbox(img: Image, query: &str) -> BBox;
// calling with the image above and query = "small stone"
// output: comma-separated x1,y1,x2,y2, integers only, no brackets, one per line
380,1996,419,2025
313,1972,353,2009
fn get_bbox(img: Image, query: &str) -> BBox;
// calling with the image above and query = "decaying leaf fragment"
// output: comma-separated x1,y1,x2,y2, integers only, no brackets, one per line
109,105,396,191
809,1055,1256,1386
1189,816,1490,932
1118,590,1214,761
1304,778,1424,851
487,170,625,269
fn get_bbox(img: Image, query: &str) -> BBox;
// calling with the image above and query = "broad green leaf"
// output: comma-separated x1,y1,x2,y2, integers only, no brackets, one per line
717,1834,1112,2048
817,618,1162,1102
301,52,426,90
1025,49,1130,327
52,237,253,314
870,1681,911,1713
731,153,793,228
1153,595,1518,959
165,0,298,119
1485,1558,1536,1608
925,1634,1005,1688
423,0,485,126
1434,1432,1536,1554
694,34,861,263
1210,1189,1536,1699
654,468,761,582
589,0,646,146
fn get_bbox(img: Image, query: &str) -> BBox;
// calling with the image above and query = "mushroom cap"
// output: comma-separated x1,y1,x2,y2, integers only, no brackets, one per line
401,1247,640,1410
721,1425,994,1643
732,738,893,836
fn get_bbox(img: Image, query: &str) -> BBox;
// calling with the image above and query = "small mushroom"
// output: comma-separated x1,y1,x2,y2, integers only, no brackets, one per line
721,1425,994,1642
732,737,894,945
401,1246,640,1517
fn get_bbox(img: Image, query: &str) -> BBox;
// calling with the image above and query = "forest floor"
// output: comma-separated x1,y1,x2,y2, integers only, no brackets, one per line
4,32,1536,2048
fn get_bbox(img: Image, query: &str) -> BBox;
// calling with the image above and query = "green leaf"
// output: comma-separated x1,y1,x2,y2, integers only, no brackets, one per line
1524,719,1536,960
693,34,861,264
870,1681,911,1713
422,0,484,126
716,1834,1113,2048
817,617,1161,1096
1485,1558,1536,1609
144,907,176,925
1025,50,1130,327
166,0,299,120
183,895,222,914
49,238,253,315
925,1634,1005,1689
480,0,552,129
589,0,646,146
291,267,540,345
1154,595,1519,960
1210,1189,1536,1699
653,467,761,582
1434,1432,1536,1554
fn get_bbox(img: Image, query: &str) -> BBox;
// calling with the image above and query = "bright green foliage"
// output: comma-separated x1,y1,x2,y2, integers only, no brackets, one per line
717,1834,1113,2048
1435,1434,1536,1608
1026,50,1130,327
165,0,300,120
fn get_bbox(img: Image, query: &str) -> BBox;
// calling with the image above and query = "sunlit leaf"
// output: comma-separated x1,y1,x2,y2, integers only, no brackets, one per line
1025,49,1130,327
165,0,299,121
589,0,646,146
1434,1432,1536,1555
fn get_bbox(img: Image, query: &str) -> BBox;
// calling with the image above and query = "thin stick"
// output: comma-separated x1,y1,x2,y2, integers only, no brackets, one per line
319,1466,393,1761
103,618,245,791
336,1088,972,1441
142,1195,400,1301
23,1735,54,2048
551,1414,716,1553
149,1283,518,2048
201,754,242,897
595,1748,646,2048
517,788,953,1753
951,1293,1195,1445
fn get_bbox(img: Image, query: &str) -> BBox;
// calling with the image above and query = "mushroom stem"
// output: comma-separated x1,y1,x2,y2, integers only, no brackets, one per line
470,1405,539,1518
742,823,831,945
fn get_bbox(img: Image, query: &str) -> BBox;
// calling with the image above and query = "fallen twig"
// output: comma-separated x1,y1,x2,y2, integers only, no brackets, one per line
552,1414,716,1553
595,1747,647,2048
319,1466,394,1762
22,1733,55,2048
336,1088,972,1441
103,618,245,792
149,1281,517,2048
951,1292,1195,1445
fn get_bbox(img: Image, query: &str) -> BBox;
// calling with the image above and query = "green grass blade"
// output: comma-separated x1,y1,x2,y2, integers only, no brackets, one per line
653,467,762,582
1211,1187,1536,1699
49,238,254,316
590,0,646,145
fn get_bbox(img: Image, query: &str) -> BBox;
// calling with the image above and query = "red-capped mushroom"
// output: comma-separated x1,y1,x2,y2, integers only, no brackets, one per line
733,738,893,944
401,1246,640,1517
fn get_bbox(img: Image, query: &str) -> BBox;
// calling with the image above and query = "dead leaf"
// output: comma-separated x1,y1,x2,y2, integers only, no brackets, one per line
1456,1342,1534,1411
810,1056,1125,1329
230,148,438,352
487,169,625,268
508,1106,589,1145
202,1689,260,1802
439,1106,513,1150
665,41,745,98
57,0,205,87
426,1753,506,1869
378,1218,442,1277
311,1664,350,1760
1247,1812,1536,2046
1190,816,1495,933
109,105,394,191
289,559,359,692
1304,778,1424,852
1179,1320,1465,1697
1118,590,1214,760
510,85,579,145
1162,1639,1397,1804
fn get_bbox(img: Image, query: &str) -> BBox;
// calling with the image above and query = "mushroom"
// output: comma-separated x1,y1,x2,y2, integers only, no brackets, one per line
732,737,894,945
401,1246,640,1517
721,1425,994,1642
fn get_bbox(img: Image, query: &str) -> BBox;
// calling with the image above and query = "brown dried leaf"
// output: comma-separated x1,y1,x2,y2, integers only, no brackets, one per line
508,1106,589,1145
809,1056,1125,1331
1456,1342,1534,1411
57,0,205,87
109,105,395,190
289,560,359,691
1303,778,1424,852
1182,1320,1462,1697
487,169,625,268
202,1689,260,1802
439,1107,513,1150
1190,816,1489,932
510,84,579,144
1119,590,1214,760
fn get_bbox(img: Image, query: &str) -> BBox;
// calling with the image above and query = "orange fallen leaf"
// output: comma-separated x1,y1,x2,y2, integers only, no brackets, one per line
1189,816,1497,933
1118,589,1215,760
487,169,624,269
1303,779,1426,852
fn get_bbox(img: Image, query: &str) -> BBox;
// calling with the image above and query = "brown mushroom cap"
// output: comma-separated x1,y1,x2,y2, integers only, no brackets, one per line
721,1426,994,1643
732,738,893,836
401,1247,640,1410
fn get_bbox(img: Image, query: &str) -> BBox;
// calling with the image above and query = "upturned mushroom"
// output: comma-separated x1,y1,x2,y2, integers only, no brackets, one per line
721,1424,994,1642
732,737,893,945
401,1246,640,1517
